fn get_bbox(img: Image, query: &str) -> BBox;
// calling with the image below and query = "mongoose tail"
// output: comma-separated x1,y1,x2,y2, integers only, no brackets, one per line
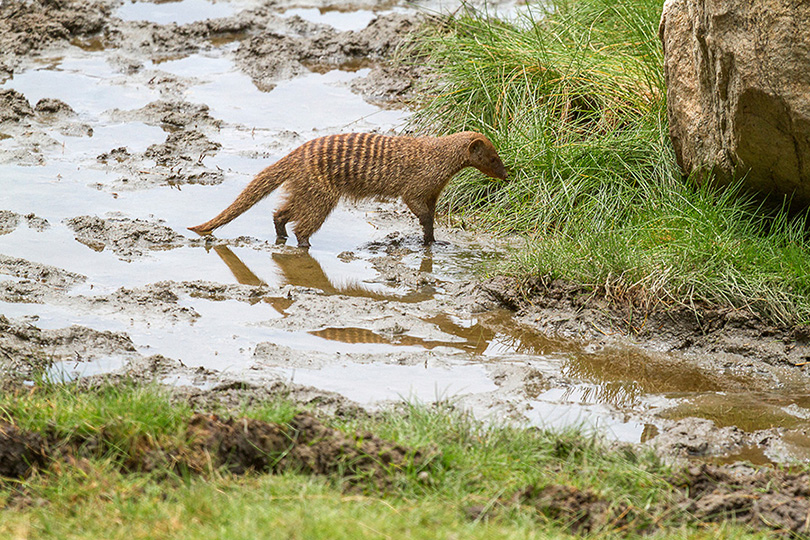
187,165,286,235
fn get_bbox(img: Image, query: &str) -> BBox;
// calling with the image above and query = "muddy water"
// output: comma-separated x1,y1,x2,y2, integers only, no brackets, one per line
3,0,810,464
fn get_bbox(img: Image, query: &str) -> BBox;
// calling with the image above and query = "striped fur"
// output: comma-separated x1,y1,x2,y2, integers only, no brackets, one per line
188,131,506,247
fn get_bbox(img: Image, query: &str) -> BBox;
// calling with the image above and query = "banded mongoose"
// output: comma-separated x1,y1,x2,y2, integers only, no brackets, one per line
188,131,507,247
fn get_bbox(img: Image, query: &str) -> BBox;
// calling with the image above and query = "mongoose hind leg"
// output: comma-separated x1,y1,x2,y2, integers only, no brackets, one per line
274,203,292,239
292,191,339,248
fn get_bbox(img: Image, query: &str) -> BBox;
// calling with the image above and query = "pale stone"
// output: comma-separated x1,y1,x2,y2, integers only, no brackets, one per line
659,0,810,203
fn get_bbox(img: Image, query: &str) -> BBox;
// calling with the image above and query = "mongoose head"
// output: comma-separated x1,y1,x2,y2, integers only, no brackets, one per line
468,135,508,180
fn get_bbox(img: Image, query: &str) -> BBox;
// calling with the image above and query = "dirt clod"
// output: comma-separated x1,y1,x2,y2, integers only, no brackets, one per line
186,412,427,486
65,215,188,260
34,98,74,115
0,422,47,479
675,464,810,535
0,89,34,123
514,484,623,534
0,210,20,235
145,130,221,169
136,100,222,131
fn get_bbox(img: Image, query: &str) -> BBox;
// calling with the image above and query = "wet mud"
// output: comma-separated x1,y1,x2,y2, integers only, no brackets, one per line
674,464,810,535
484,275,810,368
2,0,810,516
65,214,194,260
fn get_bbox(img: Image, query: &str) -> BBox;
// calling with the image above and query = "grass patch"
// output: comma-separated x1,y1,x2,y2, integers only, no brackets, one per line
408,0,810,325
0,380,794,539
0,380,193,463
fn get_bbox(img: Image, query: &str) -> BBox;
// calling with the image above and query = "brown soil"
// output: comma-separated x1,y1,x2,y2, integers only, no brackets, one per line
674,464,810,535
184,412,428,485
467,466,810,537
482,275,810,369
512,484,623,534
0,422,47,479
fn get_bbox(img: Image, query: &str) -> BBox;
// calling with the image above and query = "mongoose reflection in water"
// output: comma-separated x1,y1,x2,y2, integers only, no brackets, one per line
188,131,507,247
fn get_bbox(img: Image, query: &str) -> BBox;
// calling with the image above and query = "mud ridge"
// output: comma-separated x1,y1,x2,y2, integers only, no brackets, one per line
233,12,421,96
65,215,197,260
0,0,110,72
0,409,431,492
674,463,810,535
0,255,85,289
482,275,810,369
0,315,138,378
467,465,810,536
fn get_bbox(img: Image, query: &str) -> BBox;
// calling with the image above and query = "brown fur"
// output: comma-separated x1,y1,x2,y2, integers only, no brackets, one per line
188,131,507,247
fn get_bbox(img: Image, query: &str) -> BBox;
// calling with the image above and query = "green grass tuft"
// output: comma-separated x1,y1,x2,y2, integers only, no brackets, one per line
0,380,193,461
409,0,810,325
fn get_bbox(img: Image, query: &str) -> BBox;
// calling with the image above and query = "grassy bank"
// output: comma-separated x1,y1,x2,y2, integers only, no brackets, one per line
0,380,784,539
410,0,810,325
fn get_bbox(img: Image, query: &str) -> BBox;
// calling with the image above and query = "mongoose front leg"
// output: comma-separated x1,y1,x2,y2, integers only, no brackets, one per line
405,196,436,245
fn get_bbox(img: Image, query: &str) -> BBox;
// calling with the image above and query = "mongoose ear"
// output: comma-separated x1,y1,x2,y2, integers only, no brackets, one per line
468,138,486,156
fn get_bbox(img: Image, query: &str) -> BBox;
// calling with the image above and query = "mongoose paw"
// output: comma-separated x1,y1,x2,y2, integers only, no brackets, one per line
427,239,450,247
188,225,213,236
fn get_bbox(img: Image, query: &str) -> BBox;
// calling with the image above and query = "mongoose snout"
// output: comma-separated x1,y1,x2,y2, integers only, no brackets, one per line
188,131,507,247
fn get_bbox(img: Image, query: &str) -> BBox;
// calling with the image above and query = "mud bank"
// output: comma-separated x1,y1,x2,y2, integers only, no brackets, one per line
484,275,810,369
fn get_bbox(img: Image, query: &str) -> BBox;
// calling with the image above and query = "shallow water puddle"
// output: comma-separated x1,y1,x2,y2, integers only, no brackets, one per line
525,387,650,442
3,1,810,462
5,54,160,115
47,355,132,383
280,361,498,405
117,0,237,25
281,7,379,31
178,62,406,133
660,391,810,432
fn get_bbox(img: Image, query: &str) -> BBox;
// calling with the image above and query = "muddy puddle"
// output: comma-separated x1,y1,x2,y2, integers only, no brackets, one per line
3,0,810,466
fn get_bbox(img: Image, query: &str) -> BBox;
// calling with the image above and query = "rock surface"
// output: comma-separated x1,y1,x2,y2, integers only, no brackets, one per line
659,0,810,203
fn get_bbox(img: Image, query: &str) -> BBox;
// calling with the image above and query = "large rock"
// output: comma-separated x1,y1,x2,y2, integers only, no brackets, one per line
659,0,810,203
